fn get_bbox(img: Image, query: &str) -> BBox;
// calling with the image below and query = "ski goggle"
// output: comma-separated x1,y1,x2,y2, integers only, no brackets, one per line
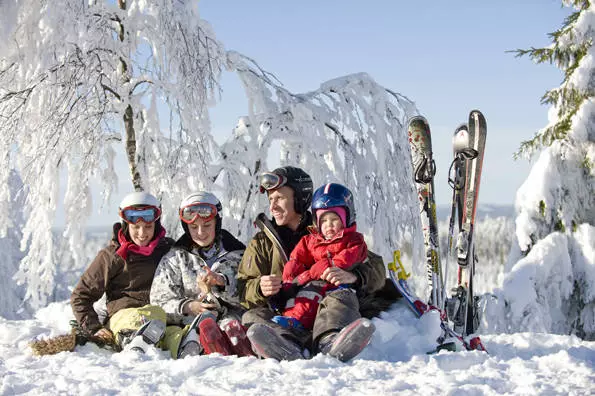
179,202,218,224
259,172,287,193
119,206,161,224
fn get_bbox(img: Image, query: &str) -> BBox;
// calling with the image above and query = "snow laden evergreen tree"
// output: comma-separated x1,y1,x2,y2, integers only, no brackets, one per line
0,0,226,310
500,1,595,340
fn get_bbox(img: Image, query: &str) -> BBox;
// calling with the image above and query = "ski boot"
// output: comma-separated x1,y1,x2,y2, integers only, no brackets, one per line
317,317,375,362
220,319,254,357
198,317,234,356
246,323,304,361
122,319,166,353
178,312,216,358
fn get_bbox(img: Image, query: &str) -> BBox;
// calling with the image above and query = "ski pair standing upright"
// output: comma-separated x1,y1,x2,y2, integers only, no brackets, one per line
445,110,487,337
388,110,487,352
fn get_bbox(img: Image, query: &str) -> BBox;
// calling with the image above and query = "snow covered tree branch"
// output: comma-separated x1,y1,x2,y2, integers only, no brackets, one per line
0,1,423,312
216,52,423,270
512,0,594,158
0,0,225,309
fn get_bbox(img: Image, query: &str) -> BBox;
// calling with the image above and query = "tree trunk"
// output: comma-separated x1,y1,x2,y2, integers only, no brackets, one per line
124,104,143,190
118,0,143,191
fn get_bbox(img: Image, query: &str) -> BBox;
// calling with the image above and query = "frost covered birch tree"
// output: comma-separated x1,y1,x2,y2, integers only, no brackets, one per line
0,1,423,313
215,53,423,275
499,1,595,339
0,171,27,318
0,0,225,310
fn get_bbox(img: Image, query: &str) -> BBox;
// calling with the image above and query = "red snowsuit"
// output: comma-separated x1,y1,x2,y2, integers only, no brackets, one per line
281,224,367,329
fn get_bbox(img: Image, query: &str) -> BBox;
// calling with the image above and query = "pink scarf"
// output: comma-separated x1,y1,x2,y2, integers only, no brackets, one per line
116,227,166,260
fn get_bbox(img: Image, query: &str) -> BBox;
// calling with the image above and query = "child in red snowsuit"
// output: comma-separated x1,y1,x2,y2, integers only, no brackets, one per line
273,196,368,330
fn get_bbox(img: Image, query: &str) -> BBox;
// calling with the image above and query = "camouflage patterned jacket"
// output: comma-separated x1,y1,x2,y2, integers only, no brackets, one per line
150,229,245,325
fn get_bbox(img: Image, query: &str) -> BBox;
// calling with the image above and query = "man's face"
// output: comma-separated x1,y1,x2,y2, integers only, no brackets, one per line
268,186,301,230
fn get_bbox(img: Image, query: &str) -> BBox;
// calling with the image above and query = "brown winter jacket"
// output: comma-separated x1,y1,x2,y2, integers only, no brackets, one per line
237,213,386,309
71,223,174,334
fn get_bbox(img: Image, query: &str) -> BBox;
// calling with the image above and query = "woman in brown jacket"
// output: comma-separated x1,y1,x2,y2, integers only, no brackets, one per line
70,191,174,352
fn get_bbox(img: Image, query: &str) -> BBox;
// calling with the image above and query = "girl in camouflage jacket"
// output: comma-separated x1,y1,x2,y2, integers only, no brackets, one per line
150,191,252,357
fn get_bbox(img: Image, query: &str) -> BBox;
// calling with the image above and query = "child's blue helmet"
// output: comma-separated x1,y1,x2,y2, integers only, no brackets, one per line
311,183,356,227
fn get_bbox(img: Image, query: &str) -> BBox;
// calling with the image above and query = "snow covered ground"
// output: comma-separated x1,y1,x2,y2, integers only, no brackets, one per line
1,300,593,395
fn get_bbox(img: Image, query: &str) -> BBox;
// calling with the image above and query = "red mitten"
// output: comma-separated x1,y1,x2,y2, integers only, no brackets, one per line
309,258,331,280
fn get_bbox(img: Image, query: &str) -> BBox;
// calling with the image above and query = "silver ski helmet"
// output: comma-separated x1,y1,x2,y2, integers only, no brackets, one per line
259,166,313,214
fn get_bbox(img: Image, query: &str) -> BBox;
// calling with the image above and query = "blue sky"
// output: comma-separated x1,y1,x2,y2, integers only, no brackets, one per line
200,1,571,207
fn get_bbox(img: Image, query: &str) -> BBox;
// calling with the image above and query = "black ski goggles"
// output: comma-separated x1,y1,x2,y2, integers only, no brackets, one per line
179,202,218,224
119,206,161,224
259,172,288,193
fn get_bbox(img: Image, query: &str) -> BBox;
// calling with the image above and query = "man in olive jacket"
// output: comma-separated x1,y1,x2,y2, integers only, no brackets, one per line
238,166,387,362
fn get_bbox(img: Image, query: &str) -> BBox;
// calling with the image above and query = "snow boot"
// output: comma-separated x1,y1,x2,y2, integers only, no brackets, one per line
123,319,166,353
199,317,234,356
221,319,255,357
178,311,217,358
246,323,304,361
317,318,375,362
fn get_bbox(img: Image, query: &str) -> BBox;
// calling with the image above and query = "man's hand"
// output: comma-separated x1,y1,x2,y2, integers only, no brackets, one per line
321,267,357,286
259,275,282,296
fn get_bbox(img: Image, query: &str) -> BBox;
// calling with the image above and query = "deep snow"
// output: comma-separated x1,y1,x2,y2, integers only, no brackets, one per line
1,300,593,396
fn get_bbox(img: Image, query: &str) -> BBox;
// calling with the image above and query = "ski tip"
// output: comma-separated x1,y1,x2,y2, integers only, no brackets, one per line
454,123,468,134
407,115,429,126
407,116,431,135
469,109,486,122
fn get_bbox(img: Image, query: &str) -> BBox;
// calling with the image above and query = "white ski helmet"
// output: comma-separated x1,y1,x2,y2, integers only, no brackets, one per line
178,191,223,235
179,191,222,213
119,191,161,210
118,191,162,228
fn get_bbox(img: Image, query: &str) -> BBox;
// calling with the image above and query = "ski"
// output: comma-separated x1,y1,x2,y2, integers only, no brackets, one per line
407,116,444,309
445,124,479,329
387,251,486,352
453,110,487,336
